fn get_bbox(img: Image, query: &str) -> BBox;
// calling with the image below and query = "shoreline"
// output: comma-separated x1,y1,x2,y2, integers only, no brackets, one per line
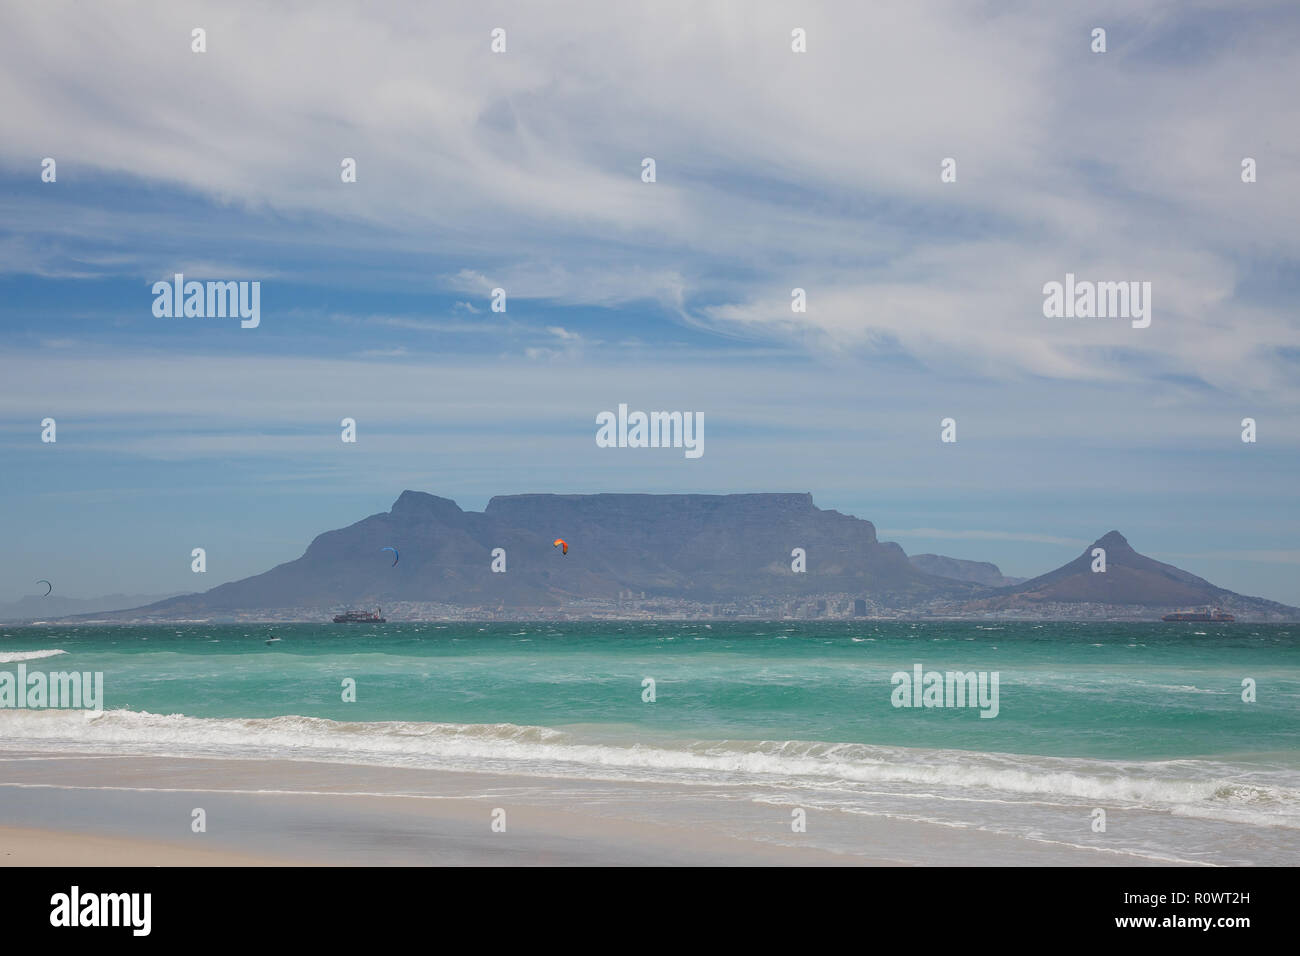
0,752,862,866
0,750,1178,866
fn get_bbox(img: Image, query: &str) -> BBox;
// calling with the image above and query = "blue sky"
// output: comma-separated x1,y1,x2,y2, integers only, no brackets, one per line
1,0,1298,604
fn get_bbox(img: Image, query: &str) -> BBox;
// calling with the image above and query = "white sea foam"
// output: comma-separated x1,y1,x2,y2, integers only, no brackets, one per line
1,708,1297,832
0,649,68,663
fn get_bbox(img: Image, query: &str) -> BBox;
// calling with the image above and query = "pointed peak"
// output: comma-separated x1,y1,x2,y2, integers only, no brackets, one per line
1091,530,1131,550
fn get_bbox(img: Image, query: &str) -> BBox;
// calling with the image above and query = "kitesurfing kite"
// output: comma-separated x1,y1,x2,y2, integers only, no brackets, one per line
381,547,399,566
37,579,52,596
553,539,568,556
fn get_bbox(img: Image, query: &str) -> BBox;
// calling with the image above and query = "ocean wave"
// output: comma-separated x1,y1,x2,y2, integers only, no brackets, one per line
1,708,1297,827
0,649,68,663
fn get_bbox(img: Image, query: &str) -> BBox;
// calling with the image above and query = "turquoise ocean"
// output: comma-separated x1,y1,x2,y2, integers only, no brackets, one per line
2,621,1297,864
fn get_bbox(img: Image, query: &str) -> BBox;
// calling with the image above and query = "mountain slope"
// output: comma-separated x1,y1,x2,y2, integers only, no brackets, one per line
0,592,185,622
125,491,969,615
62,508,1297,621
960,530,1295,617
909,554,1025,587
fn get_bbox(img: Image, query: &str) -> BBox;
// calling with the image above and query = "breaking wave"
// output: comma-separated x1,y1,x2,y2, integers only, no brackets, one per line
1,708,1297,830
0,649,68,663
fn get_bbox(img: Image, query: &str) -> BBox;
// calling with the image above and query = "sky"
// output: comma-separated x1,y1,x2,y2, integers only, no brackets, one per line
1,0,1298,605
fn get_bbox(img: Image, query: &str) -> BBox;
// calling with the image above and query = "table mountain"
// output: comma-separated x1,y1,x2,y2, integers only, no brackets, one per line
126,490,970,615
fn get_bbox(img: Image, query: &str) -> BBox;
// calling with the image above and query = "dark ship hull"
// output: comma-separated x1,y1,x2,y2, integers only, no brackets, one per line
332,608,386,623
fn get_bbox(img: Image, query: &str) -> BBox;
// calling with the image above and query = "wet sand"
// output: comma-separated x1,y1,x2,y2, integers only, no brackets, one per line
0,751,1158,866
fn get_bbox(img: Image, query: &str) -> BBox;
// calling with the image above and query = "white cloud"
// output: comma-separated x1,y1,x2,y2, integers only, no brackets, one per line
0,1,1294,394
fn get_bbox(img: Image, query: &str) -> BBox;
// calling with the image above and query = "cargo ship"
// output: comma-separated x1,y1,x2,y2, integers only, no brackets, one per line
1161,608,1234,622
332,607,386,623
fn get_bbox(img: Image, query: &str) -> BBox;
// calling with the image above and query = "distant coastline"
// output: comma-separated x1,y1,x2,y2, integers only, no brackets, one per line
13,599,1295,626
9,493,1297,625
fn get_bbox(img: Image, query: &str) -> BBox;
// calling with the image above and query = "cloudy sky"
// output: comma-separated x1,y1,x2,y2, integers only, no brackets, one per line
2,0,1298,604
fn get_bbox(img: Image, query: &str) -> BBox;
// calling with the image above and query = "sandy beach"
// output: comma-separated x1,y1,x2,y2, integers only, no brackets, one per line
0,749,1173,866
0,826,296,867
5,623,1293,867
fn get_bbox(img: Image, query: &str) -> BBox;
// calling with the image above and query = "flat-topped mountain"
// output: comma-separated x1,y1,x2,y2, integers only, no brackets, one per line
126,491,970,616
57,499,1298,621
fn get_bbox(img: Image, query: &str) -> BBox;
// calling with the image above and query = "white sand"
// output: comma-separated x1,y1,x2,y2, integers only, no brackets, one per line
0,751,1156,866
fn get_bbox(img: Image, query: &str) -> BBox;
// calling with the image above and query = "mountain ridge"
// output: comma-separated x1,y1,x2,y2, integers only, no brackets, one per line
37,493,1299,622
957,530,1294,616
908,554,1026,588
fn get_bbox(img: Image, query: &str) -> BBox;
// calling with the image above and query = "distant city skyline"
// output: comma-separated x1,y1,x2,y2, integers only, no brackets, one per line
2,2,1298,604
